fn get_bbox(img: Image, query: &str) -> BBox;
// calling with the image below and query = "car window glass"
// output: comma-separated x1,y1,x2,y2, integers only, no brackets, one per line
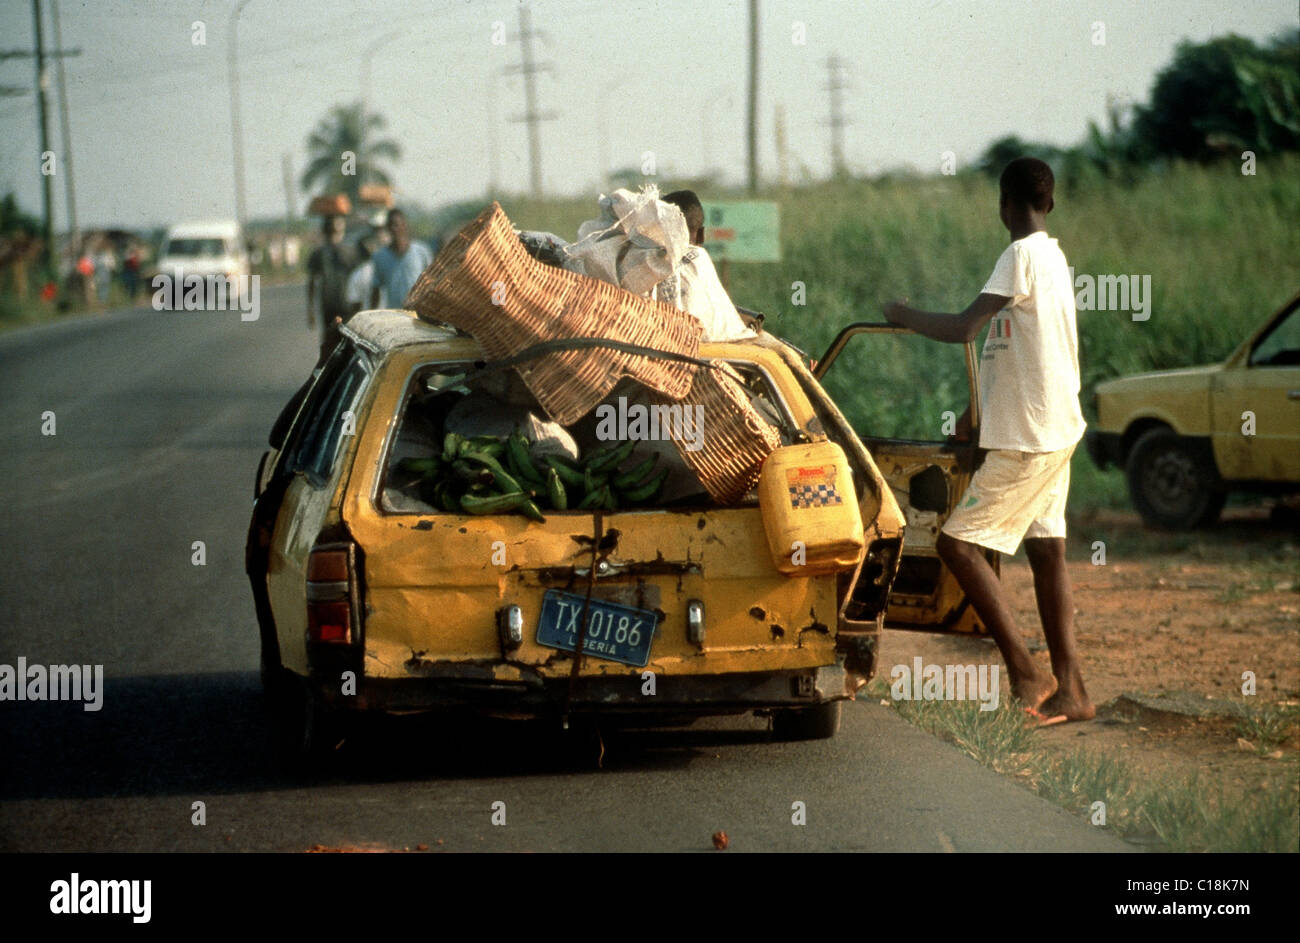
1250,306,1300,367
291,354,369,484
820,333,970,442
278,346,351,469
164,238,224,258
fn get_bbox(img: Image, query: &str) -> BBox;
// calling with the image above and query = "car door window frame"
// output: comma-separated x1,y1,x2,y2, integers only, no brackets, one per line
812,322,981,445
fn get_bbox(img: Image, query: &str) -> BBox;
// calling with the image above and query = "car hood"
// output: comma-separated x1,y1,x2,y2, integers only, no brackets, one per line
1096,363,1222,396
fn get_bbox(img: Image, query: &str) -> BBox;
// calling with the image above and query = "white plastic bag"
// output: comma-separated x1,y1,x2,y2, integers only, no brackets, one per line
563,185,690,295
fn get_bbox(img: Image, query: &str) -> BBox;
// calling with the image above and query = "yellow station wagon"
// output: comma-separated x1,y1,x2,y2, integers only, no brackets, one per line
1086,291,1300,528
245,309,989,759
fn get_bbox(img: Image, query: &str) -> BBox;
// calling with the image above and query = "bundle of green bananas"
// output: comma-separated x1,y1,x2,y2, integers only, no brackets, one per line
394,430,669,521
540,436,668,511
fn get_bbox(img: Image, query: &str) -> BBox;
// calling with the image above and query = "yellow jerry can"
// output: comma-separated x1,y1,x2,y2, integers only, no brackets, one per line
758,440,864,575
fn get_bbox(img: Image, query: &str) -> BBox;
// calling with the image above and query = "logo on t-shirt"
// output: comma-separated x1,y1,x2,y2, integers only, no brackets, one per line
990,317,1012,339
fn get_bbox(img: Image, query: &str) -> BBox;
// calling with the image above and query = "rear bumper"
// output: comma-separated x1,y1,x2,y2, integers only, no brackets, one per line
1084,430,1123,470
312,663,856,717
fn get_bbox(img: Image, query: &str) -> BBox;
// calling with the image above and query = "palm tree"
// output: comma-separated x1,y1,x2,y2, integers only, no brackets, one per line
300,102,402,204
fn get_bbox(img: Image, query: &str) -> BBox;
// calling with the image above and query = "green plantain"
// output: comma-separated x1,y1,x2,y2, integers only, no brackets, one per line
617,467,669,503
460,491,530,514
506,432,544,485
585,439,636,473
545,454,585,487
545,467,568,510
611,453,658,490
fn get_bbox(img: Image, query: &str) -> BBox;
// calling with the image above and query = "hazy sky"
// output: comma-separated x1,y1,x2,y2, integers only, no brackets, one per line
0,0,1295,230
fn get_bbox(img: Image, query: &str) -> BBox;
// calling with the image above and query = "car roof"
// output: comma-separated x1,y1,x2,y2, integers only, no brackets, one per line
343,309,461,352
165,221,241,239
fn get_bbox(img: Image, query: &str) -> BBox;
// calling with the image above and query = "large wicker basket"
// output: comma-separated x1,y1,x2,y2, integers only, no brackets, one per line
649,361,783,504
404,202,703,425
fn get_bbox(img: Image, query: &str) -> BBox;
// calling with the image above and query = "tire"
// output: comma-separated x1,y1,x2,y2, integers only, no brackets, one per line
1125,428,1226,529
265,669,344,771
771,701,841,741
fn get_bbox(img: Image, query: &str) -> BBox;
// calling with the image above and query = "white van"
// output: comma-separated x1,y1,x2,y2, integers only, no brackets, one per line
156,220,250,301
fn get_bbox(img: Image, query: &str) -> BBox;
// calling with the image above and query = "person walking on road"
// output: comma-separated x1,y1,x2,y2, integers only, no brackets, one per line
369,208,431,310
306,214,356,365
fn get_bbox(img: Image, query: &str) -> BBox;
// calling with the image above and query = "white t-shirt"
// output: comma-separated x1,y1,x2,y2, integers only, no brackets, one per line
977,231,1086,452
346,261,384,309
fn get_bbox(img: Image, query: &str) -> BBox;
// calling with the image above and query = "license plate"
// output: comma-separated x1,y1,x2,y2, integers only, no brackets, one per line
535,590,659,668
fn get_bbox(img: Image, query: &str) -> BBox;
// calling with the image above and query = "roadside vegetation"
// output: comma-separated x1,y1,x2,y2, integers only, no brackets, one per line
867,677,1300,852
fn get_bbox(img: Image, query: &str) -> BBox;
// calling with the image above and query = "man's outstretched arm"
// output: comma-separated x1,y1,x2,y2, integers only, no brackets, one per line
882,292,1010,343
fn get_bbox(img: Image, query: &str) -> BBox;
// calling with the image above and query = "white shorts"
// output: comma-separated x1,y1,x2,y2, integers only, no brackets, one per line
940,445,1075,555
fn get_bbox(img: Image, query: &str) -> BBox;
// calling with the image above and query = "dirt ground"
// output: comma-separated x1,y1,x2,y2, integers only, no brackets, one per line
878,505,1300,806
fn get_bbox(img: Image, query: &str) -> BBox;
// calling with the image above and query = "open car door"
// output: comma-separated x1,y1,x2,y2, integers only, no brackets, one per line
814,323,992,634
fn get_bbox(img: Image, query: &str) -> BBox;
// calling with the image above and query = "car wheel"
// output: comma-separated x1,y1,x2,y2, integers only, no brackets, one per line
771,701,841,741
1125,428,1226,529
265,669,343,770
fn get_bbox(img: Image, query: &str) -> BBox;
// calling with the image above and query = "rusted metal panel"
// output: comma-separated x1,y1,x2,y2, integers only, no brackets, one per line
325,321,891,695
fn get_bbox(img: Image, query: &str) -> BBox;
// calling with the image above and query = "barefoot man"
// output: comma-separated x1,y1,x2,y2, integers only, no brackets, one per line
883,157,1095,726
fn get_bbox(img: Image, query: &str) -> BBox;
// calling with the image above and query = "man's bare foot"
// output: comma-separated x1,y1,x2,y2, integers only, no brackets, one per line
1011,674,1057,713
1038,688,1096,723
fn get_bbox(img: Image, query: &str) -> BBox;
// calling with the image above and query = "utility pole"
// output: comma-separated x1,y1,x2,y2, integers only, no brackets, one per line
599,76,631,190
774,103,788,189
505,3,556,197
31,0,54,272
701,84,734,179
360,30,400,120
280,152,295,266
823,54,850,179
2,9,79,274
228,0,253,235
746,0,759,194
486,68,499,198
50,0,78,257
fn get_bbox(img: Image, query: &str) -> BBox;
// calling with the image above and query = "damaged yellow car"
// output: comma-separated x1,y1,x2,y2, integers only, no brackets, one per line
246,309,987,758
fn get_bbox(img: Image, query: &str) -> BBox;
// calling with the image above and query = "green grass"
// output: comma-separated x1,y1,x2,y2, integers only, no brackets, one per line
868,678,1300,852
1233,700,1300,752
886,682,1036,772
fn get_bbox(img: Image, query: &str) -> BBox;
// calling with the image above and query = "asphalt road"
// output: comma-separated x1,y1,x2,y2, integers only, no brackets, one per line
0,284,1133,853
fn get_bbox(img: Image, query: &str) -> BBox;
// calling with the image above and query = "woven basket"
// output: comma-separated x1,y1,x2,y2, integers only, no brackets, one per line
308,194,351,216
404,203,703,426
650,361,783,504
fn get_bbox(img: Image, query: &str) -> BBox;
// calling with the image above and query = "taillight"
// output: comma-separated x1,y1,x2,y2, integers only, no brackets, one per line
306,545,355,644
